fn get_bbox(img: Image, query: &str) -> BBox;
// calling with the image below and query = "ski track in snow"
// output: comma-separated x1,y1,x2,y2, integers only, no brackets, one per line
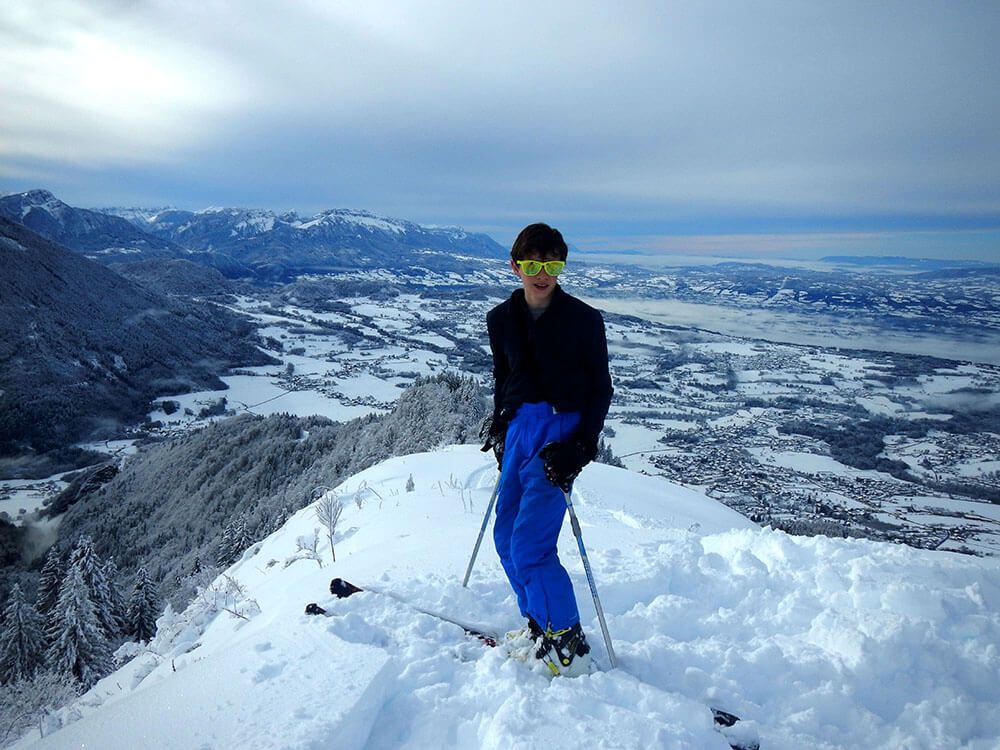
19,446,1000,750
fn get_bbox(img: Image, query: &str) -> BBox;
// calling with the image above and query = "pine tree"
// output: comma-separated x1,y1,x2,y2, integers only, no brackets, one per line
595,436,624,468
46,562,112,690
102,558,128,638
125,567,160,643
67,537,122,641
217,520,236,567
263,506,292,536
35,548,64,624
217,516,253,568
0,584,45,684
235,518,254,558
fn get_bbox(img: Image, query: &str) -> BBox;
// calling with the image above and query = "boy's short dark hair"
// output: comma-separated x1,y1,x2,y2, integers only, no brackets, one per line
511,223,568,261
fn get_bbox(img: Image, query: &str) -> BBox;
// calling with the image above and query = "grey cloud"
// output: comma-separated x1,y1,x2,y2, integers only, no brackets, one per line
1,0,998,258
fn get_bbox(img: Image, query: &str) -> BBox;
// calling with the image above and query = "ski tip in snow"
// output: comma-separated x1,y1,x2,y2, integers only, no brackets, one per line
712,708,740,728
330,577,364,598
712,708,760,750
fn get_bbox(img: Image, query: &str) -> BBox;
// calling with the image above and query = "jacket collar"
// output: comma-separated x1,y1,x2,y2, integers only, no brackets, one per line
511,284,564,319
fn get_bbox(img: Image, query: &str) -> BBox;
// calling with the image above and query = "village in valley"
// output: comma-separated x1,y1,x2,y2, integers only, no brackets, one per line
116,268,1000,558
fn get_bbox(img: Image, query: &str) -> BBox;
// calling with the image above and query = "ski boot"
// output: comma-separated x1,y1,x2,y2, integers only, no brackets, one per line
535,623,591,677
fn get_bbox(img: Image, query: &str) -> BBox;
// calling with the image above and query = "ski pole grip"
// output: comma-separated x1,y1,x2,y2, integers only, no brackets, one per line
569,512,582,538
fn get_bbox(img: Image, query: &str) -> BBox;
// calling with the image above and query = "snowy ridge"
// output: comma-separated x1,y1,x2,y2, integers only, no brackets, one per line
0,190,73,222
294,209,411,234
19,447,1000,750
97,207,173,224
16,192,66,221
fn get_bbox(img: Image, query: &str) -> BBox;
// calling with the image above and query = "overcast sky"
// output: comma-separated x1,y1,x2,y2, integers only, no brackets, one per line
2,0,998,260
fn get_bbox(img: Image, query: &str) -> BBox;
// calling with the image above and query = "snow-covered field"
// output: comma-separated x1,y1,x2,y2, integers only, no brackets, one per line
6,286,998,558
0,480,66,522
19,447,1000,750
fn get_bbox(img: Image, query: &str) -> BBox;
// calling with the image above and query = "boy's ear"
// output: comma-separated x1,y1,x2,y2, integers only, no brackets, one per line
510,259,520,275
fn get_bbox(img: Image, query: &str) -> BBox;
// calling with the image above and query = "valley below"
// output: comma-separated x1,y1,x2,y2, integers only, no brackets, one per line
7,260,997,558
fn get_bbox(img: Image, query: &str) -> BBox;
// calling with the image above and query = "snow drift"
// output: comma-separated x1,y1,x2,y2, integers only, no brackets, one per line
17,446,1000,750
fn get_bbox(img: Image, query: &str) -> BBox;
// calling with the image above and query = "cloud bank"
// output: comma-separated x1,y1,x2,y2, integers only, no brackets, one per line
2,0,998,258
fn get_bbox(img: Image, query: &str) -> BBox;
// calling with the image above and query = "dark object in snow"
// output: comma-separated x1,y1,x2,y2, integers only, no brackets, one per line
712,709,741,727
711,708,761,750
329,578,364,599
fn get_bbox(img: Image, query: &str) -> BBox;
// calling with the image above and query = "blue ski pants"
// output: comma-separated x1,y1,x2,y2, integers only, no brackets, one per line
493,402,580,632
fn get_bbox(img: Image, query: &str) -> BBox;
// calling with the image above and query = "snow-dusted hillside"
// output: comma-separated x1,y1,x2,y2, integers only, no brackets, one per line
17,447,1000,750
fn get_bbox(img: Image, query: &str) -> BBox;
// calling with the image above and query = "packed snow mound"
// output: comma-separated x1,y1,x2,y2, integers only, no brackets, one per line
20,446,1000,750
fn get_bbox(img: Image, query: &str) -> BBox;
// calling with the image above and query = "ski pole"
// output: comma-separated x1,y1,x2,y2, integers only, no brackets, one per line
462,472,500,588
562,488,617,669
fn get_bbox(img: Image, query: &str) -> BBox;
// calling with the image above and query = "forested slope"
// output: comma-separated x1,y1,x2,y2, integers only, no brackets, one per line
47,374,488,606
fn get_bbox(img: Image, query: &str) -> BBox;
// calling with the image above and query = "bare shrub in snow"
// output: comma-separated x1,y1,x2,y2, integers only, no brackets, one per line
198,575,260,621
0,669,80,745
315,494,345,563
283,530,323,569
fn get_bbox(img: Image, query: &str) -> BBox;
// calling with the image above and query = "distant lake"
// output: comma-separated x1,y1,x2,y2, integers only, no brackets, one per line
584,295,1000,366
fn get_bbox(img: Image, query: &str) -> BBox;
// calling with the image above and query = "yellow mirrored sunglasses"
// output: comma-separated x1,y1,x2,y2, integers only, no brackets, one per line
515,259,565,276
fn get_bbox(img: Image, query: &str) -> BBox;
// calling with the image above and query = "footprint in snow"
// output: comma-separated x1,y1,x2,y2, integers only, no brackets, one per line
253,662,285,683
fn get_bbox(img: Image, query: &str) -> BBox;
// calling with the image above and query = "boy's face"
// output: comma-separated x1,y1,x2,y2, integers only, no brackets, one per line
511,253,560,309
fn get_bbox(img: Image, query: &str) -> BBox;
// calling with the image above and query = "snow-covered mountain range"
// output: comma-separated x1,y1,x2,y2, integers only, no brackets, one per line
0,190,504,282
14,446,999,750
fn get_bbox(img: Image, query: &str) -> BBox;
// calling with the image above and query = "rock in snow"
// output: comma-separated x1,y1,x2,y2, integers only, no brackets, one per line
18,446,1000,750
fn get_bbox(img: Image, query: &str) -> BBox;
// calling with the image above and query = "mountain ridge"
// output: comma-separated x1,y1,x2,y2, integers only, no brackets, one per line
0,190,182,260
0,216,275,465
1,189,506,283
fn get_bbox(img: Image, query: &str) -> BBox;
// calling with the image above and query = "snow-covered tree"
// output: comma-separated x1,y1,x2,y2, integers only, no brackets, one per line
595,436,624,468
36,376,489,613
35,548,64,624
67,536,122,641
0,584,45,684
102,558,128,637
217,516,253,568
0,669,79,745
125,567,160,643
46,562,113,690
262,505,292,537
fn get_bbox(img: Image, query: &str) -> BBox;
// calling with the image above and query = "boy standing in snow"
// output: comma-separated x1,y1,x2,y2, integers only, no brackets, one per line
482,223,613,676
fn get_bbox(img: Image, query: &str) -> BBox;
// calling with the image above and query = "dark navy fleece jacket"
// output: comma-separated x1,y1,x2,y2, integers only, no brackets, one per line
486,285,613,457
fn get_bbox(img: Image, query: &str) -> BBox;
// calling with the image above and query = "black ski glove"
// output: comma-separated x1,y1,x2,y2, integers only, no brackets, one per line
539,441,590,491
480,411,511,470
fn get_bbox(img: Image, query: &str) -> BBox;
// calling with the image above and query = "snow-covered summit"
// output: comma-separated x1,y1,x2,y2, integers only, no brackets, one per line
294,208,412,235
2,189,65,220
109,204,467,242
0,190,181,258
17,447,1000,750
96,206,174,225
